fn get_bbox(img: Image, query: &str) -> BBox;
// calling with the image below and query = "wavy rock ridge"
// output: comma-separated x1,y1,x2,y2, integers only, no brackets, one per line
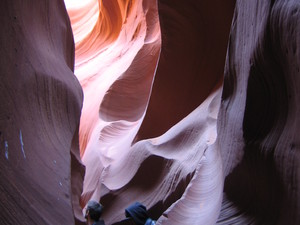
66,0,235,224
1,0,299,224
218,1,300,224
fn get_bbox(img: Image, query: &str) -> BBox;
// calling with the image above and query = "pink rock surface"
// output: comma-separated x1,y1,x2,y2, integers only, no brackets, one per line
67,0,234,224
0,0,83,224
1,0,300,224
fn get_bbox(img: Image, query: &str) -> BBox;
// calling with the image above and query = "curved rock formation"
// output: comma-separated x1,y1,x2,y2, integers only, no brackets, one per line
67,0,161,159
67,1,161,212
68,0,300,224
67,0,235,224
217,1,300,224
101,88,223,225
0,0,83,224
136,0,236,140
2,0,300,224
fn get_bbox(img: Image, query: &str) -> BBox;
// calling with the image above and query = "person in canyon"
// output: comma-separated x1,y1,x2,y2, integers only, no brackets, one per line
125,202,156,225
85,200,105,225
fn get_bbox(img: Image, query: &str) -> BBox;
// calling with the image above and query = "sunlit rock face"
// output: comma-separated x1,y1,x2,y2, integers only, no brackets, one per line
66,0,162,210
66,0,162,158
66,0,235,224
0,0,83,224
2,0,299,224
68,0,300,224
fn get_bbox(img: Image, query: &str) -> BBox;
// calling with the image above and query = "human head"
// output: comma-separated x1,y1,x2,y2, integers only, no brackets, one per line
85,200,103,222
125,202,149,225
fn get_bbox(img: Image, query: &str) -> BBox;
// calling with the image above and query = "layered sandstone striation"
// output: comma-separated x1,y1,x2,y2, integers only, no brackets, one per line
0,0,83,224
67,0,235,224
217,1,300,224
1,0,299,224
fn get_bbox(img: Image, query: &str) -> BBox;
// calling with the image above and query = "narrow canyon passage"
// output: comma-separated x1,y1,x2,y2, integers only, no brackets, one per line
1,0,299,224
64,0,235,224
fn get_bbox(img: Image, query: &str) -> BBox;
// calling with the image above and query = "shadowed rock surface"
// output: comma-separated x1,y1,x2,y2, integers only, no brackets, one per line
217,1,300,224
0,0,84,224
1,0,300,224
136,0,236,140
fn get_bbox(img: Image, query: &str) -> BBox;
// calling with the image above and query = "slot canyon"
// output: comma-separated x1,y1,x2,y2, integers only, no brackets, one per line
0,0,299,224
